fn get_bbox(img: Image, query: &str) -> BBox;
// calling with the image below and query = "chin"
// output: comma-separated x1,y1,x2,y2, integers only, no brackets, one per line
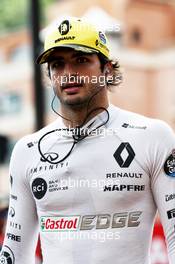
61,95,89,107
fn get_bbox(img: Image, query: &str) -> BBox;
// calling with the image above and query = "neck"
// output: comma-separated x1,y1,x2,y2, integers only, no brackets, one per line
60,95,109,128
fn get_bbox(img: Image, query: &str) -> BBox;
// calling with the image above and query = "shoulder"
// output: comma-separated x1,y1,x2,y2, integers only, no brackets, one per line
109,104,175,147
111,104,174,136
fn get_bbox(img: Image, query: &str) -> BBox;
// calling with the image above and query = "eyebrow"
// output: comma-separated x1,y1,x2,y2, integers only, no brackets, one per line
72,52,93,58
48,51,93,62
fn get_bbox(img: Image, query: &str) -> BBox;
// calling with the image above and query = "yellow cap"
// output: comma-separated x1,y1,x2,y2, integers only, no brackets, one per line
37,17,110,64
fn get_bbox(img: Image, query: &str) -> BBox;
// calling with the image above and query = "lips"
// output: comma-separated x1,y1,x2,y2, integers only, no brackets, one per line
61,83,83,94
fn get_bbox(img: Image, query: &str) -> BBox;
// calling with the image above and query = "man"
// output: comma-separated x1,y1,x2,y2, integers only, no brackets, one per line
0,17,175,264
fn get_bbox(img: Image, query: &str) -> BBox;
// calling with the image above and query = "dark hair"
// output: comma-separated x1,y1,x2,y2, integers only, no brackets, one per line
98,54,123,88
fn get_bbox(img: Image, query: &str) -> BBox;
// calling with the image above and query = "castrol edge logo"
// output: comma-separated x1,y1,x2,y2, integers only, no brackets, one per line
40,216,80,231
40,211,142,232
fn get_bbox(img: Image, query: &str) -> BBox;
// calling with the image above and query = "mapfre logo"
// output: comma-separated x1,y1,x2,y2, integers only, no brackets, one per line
40,216,80,232
40,152,59,162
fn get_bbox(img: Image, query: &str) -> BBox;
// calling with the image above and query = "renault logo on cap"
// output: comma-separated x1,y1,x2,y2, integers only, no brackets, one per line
58,20,71,35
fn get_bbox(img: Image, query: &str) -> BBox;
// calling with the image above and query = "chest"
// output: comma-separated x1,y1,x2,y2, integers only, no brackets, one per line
28,135,151,213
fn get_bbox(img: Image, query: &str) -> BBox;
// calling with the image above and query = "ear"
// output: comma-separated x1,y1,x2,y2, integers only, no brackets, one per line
104,61,113,76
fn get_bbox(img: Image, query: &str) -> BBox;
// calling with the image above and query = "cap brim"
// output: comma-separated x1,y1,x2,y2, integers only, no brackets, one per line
36,44,99,64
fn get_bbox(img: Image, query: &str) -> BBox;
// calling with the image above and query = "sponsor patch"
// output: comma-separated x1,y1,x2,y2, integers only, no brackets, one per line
32,178,47,199
40,216,80,232
113,142,135,168
99,31,106,44
40,152,59,163
103,184,145,192
165,193,175,202
167,208,175,219
121,123,147,129
55,36,75,43
11,194,17,201
10,175,13,188
40,211,142,232
0,245,15,264
164,150,175,177
27,142,34,148
10,221,21,230
7,233,21,242
58,20,71,35
9,207,15,218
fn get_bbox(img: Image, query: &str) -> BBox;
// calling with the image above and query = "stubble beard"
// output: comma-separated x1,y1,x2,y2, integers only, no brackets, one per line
54,81,106,110
55,84,95,109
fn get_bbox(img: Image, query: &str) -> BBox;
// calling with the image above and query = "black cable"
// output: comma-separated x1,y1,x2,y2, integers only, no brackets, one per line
51,94,71,122
38,128,77,164
38,75,110,164
37,107,109,165
72,107,109,142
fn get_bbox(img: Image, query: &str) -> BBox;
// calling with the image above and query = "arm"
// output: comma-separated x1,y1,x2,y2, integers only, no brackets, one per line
0,137,39,264
150,121,175,264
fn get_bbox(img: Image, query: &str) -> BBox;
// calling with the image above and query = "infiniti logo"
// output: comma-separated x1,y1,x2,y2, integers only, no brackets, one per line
40,152,59,162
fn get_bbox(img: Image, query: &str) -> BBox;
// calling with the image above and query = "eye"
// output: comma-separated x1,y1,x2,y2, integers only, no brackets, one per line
51,61,64,69
76,57,89,63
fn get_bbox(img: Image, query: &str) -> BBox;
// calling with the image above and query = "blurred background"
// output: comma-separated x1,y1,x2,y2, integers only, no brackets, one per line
0,0,175,263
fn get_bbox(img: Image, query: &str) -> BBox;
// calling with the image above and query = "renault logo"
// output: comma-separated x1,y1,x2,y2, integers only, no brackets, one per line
113,142,135,168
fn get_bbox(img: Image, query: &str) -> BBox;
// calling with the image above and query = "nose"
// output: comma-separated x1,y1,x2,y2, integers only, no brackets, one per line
62,63,78,84
62,62,74,76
